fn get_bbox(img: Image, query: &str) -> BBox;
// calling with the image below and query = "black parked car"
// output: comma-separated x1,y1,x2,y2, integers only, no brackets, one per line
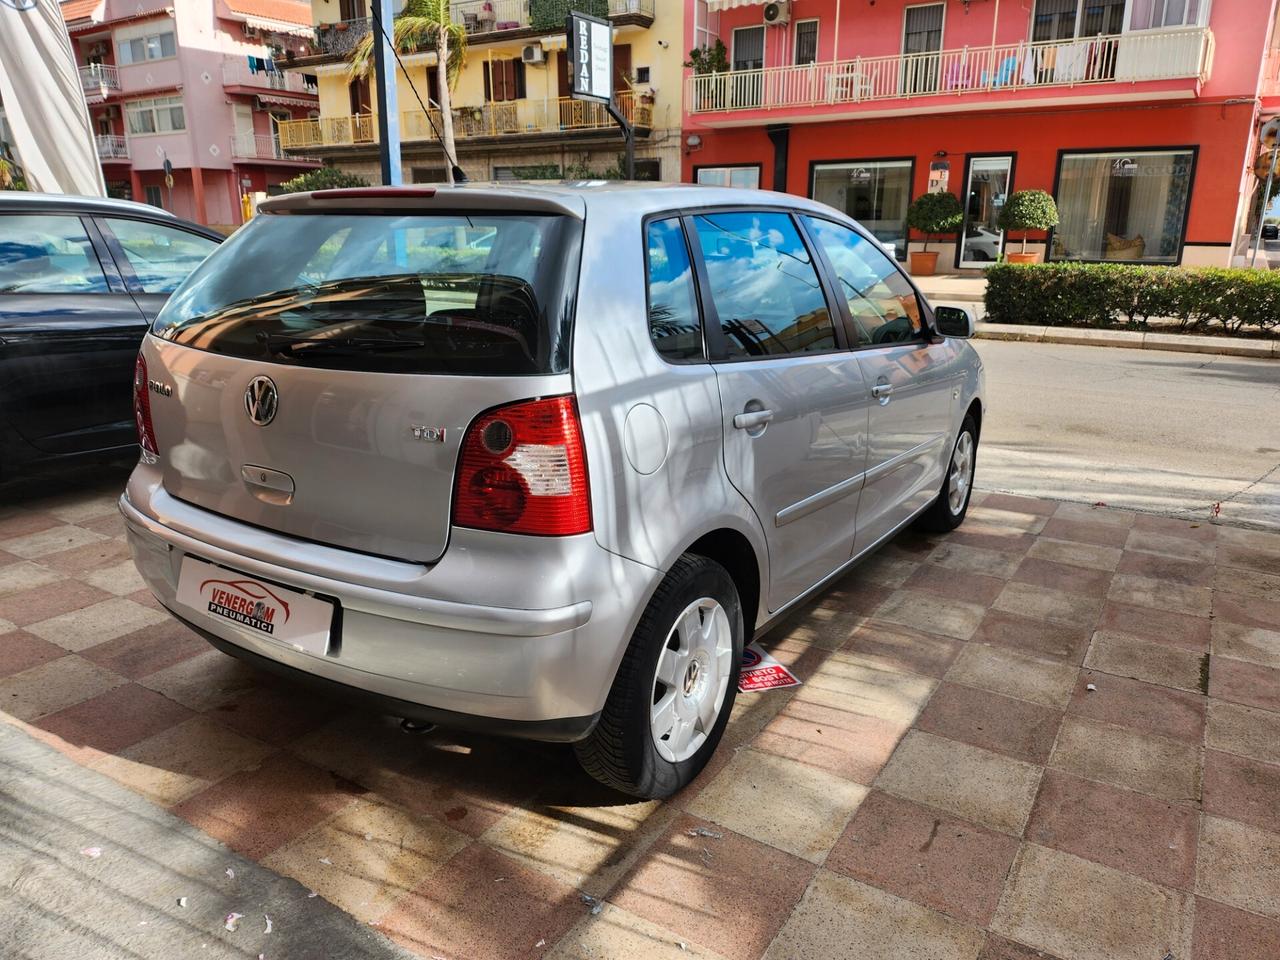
1262,223,1279,242
0,193,221,478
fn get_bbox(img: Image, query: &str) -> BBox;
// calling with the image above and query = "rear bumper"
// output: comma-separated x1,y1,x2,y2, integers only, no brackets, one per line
121,465,658,737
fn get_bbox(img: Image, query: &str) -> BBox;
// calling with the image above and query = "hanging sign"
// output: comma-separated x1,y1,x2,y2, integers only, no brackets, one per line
566,10,612,103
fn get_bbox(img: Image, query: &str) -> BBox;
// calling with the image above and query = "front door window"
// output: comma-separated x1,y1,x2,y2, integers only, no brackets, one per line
732,26,764,107
902,4,943,95
959,156,1013,268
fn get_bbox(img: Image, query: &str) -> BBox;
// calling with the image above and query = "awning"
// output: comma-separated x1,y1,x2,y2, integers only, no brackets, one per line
257,93,317,108
245,15,313,38
706,0,768,10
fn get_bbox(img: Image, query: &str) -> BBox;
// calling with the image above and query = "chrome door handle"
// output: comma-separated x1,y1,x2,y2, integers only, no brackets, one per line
871,383,894,400
733,409,774,430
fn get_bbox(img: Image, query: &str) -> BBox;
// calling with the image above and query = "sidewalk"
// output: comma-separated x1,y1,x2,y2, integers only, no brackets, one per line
912,272,988,306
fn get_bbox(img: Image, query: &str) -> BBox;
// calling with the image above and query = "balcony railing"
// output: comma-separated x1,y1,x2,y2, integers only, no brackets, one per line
313,17,371,56
451,0,528,32
231,131,322,163
79,63,120,97
277,92,648,149
688,28,1213,114
221,58,316,95
95,134,129,160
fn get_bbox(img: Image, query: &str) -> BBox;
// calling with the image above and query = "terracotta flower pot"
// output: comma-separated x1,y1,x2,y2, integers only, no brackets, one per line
909,251,940,276
1006,251,1040,264
335,20,349,31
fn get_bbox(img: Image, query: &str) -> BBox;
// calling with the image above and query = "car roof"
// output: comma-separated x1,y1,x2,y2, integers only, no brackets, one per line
258,181,843,222
0,191,182,218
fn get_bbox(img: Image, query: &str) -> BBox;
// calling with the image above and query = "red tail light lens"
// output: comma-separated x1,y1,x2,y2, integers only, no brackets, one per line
133,353,159,456
453,396,591,536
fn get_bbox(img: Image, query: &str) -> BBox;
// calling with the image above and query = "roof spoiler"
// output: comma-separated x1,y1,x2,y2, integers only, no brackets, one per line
258,185,585,219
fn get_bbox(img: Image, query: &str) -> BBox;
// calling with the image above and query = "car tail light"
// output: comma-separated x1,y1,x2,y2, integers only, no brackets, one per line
133,353,159,456
453,395,591,536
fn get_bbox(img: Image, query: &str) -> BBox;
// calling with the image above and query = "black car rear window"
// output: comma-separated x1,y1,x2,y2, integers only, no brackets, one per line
152,211,579,375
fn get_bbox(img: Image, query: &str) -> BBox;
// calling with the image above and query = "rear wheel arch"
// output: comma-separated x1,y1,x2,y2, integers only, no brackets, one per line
683,527,762,641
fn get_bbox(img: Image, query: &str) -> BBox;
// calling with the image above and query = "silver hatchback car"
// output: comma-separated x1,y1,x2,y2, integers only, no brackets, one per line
123,183,984,798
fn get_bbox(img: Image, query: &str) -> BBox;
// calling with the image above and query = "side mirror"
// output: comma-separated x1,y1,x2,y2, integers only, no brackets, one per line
934,305,975,339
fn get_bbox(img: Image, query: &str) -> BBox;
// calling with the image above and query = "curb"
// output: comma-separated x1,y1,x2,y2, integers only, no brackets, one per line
974,323,1279,359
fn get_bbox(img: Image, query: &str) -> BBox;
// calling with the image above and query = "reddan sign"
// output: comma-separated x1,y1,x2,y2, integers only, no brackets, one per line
566,10,612,103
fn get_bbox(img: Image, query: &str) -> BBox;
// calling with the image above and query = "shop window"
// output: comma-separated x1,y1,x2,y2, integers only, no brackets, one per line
695,165,760,189
1051,149,1195,263
811,159,912,261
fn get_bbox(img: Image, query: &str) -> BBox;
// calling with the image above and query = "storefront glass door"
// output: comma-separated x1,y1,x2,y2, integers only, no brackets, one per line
959,155,1012,267
812,159,913,261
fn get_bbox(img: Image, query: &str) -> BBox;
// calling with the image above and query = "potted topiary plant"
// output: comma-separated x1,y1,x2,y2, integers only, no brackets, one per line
905,191,963,276
998,189,1059,264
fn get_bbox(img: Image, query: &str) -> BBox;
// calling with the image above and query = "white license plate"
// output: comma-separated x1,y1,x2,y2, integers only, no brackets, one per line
175,556,333,657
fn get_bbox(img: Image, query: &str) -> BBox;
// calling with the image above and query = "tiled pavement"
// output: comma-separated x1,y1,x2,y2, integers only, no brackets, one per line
3,477,1280,960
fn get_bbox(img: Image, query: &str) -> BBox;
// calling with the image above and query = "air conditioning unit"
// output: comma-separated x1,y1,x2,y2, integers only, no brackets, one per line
763,1,790,25
521,44,546,65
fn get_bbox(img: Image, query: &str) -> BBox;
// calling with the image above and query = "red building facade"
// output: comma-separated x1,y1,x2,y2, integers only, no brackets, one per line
682,0,1278,270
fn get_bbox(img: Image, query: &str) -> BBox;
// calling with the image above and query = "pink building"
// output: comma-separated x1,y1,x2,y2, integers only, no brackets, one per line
683,0,1280,269
61,0,322,228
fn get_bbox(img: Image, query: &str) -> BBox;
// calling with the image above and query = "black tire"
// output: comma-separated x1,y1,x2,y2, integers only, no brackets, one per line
575,554,743,799
917,414,978,533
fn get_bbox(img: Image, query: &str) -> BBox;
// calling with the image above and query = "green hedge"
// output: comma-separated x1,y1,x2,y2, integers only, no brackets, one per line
530,0,607,30
984,263,1280,336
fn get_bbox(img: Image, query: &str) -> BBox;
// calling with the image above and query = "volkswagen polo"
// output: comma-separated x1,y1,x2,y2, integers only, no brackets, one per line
122,183,984,798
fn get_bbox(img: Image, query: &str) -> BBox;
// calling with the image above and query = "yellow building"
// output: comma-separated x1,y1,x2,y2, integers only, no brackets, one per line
277,0,683,182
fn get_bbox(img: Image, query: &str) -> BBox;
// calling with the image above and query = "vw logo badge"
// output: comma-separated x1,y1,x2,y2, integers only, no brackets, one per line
244,376,278,426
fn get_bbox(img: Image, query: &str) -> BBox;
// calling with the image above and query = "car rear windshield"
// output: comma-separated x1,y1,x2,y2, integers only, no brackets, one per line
152,211,579,375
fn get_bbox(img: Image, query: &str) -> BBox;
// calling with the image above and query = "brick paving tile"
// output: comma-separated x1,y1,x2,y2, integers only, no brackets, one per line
1052,502,1135,527
1084,631,1205,693
875,589,988,641
1116,549,1215,586
842,618,962,678
0,654,124,721
876,731,1042,836
788,648,936,725
1213,564,1280,603
1010,556,1112,598
853,553,918,589
1202,749,1280,837
977,934,1065,960
26,595,169,652
0,509,63,539
916,682,1062,765
1208,656,1280,713
967,506,1048,534
548,902,730,960
1206,700,1280,766
210,680,347,748
1025,537,1121,572
979,493,1058,516
992,581,1104,627
34,535,133,575
763,870,986,960
1195,815,1280,919
943,527,1038,555
1125,528,1215,563
0,629,66,678
946,643,1078,709
33,682,193,759
78,618,208,680
1107,574,1213,617
1213,593,1280,634
1069,670,1206,744
929,541,1024,579
688,747,869,862
1211,621,1280,670
0,523,107,560
970,610,1093,664
827,789,1019,926
172,752,363,861
1039,517,1130,548
612,814,815,960
754,695,911,784
904,563,1007,606
992,843,1193,960
0,578,112,627
1026,769,1198,890
1131,513,1218,541
1049,717,1201,805
1215,544,1280,578
138,647,261,712
1096,601,1211,651
1192,896,1280,960
0,559,63,597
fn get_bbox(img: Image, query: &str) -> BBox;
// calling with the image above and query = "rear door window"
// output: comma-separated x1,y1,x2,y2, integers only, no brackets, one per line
690,210,836,359
0,215,109,294
154,212,579,375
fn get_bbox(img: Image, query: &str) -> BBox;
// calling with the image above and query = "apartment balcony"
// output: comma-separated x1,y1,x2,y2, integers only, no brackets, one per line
221,58,317,96
687,28,1214,124
231,132,321,164
79,63,119,102
449,0,654,41
94,134,129,161
313,17,371,57
277,91,648,151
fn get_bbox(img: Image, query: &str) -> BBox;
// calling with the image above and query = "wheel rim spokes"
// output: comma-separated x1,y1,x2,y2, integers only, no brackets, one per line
948,431,974,514
650,597,733,763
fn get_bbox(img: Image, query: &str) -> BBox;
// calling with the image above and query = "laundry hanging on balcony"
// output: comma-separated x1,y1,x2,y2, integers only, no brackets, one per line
706,0,770,9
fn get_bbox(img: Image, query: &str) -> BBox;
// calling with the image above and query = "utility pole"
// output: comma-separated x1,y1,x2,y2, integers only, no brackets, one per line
371,0,402,186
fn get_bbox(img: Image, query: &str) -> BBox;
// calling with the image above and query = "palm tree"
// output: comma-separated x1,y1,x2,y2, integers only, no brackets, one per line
348,0,467,183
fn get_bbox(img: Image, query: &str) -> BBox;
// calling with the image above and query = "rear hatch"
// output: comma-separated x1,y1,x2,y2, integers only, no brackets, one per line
143,191,582,563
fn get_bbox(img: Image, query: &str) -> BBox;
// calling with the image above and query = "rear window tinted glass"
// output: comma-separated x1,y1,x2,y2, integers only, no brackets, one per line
0,215,108,294
153,212,578,375
646,217,703,361
690,211,835,358
104,217,218,294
